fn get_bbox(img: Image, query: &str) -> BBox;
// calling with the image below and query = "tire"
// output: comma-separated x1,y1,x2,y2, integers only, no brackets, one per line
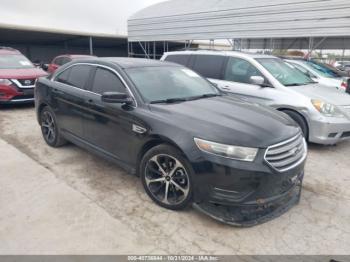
40,106,67,147
140,144,193,210
282,110,309,139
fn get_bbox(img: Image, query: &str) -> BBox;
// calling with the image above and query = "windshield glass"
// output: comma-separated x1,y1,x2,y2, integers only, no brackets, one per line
0,54,34,69
125,66,220,103
305,61,339,78
257,58,314,86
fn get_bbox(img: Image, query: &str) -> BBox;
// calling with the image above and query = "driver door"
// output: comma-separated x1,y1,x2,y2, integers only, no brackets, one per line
212,57,274,105
83,66,136,164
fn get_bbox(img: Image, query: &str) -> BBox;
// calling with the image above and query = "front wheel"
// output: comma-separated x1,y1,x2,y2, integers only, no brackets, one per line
140,144,193,210
40,106,67,147
282,110,309,140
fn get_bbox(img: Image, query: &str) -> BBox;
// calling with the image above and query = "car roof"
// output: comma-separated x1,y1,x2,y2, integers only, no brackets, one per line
164,50,276,59
99,57,178,69
0,47,21,55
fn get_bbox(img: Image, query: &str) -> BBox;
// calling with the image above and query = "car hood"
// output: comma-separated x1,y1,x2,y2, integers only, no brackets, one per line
149,95,299,148
0,68,47,79
290,83,350,106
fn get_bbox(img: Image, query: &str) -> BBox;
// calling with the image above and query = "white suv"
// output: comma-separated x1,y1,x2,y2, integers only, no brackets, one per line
161,50,350,145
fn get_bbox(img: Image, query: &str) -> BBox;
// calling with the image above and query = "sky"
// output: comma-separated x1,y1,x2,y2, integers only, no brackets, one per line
0,0,167,37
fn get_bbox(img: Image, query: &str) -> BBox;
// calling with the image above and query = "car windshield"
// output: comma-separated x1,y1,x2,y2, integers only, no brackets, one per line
257,58,314,86
125,66,220,103
305,61,339,78
0,54,34,69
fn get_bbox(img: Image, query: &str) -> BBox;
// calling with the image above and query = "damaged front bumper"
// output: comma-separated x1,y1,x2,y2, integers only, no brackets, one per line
193,175,303,227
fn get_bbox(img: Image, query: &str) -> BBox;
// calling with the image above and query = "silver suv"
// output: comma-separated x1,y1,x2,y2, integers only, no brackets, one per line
161,50,350,145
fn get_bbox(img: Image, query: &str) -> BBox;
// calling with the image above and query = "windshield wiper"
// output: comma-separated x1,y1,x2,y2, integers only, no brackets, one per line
285,83,304,87
150,98,189,104
188,93,221,101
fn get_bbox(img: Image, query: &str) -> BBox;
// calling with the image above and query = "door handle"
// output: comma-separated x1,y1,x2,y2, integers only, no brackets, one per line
53,88,64,95
221,86,230,91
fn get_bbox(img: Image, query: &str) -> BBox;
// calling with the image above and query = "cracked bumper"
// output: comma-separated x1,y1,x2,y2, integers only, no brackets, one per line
193,175,303,227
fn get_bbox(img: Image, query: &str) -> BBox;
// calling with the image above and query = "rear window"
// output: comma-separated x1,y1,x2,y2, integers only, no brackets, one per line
164,54,191,67
56,65,92,89
0,54,34,69
192,55,226,80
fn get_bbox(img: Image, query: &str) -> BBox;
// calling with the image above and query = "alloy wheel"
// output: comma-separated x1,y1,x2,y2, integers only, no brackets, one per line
41,111,56,144
144,154,190,206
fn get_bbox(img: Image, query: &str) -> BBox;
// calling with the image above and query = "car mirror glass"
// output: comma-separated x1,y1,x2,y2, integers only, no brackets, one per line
101,92,133,105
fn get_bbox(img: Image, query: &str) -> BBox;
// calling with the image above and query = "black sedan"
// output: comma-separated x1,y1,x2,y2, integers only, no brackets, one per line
35,58,307,226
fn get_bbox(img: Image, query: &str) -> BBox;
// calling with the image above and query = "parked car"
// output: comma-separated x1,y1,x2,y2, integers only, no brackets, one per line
335,61,350,72
311,61,350,78
285,59,348,92
0,47,47,104
161,50,350,145
47,54,96,73
35,57,306,226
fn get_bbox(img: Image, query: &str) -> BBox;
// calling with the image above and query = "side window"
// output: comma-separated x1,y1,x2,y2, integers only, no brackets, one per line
224,57,263,84
165,55,190,67
61,57,72,65
192,55,226,79
57,65,92,89
56,68,71,84
54,57,64,66
91,67,125,94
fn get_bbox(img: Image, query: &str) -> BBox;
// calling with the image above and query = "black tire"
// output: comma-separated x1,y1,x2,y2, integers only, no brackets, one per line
40,106,67,147
282,110,309,139
140,144,193,210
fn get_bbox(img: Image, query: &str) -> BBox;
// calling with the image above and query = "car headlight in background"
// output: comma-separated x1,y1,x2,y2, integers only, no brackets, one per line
0,79,12,86
311,99,345,118
194,138,258,162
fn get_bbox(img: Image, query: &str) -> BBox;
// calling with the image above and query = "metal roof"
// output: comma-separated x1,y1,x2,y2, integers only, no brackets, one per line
128,0,350,42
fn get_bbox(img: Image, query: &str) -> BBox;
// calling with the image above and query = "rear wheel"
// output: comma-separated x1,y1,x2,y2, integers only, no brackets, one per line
140,144,193,210
282,110,308,139
40,106,67,147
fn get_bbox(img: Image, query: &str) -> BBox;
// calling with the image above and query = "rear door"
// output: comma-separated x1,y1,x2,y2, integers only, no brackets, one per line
52,64,93,139
83,66,136,164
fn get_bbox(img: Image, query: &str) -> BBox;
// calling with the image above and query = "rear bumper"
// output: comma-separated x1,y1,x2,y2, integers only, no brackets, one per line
309,117,350,144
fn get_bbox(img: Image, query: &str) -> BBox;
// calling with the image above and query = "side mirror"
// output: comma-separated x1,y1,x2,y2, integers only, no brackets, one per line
101,92,133,105
250,76,265,86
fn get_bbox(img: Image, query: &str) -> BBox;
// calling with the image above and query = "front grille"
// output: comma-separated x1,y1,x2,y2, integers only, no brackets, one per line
17,79,35,86
341,132,350,138
265,134,307,172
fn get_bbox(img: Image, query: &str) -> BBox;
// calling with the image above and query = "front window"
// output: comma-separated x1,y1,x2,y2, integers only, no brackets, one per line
0,54,34,69
257,58,314,86
125,66,220,103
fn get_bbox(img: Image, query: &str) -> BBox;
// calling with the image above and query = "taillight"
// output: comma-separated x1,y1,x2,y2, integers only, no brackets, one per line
341,81,348,90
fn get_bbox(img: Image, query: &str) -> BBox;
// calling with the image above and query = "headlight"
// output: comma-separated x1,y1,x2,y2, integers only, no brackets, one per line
311,99,345,117
0,79,12,86
194,138,258,162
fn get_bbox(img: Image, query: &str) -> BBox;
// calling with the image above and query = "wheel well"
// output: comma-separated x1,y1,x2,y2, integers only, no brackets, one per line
136,138,186,176
278,108,309,138
37,103,49,123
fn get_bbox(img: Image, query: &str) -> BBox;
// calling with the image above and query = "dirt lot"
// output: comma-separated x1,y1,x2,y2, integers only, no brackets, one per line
0,105,350,255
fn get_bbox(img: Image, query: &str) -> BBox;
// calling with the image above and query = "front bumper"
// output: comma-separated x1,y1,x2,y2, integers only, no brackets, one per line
308,116,350,144
190,146,305,227
0,85,34,104
194,175,302,227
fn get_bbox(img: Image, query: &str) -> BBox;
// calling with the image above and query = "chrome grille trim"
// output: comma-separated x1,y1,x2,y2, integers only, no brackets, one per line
11,79,35,89
264,134,307,173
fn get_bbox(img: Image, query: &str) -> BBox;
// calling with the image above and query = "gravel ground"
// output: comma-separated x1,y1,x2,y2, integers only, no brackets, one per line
0,104,349,255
